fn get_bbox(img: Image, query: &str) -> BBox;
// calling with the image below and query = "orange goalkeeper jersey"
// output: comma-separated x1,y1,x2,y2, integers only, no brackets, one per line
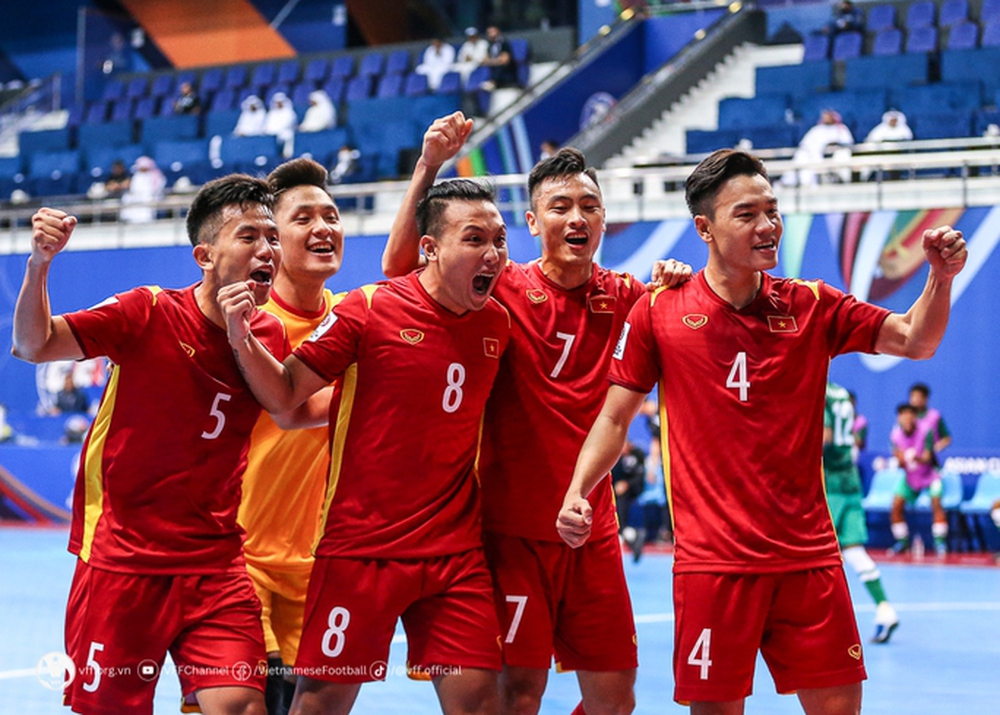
238,288,345,573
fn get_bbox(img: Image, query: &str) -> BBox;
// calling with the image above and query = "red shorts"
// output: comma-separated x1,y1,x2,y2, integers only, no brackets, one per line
673,567,867,703
295,549,502,683
482,530,637,672
64,560,266,714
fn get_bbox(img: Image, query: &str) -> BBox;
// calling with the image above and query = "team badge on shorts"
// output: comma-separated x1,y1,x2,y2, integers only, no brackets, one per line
400,329,425,344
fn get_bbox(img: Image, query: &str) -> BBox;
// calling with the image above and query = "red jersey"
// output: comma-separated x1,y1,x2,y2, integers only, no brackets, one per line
63,284,290,574
480,260,647,542
292,272,511,560
610,271,890,574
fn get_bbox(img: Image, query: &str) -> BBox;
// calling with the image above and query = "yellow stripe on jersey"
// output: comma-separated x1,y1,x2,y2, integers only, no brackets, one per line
360,284,380,309
147,285,163,303
658,382,674,530
79,364,122,562
316,362,359,554
648,286,669,306
790,278,821,300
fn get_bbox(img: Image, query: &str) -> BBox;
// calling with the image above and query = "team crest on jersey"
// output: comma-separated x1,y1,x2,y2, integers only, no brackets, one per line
483,337,500,358
179,341,196,357
682,314,708,330
306,312,337,342
613,322,631,361
400,329,425,345
767,315,798,333
526,288,548,304
589,295,616,314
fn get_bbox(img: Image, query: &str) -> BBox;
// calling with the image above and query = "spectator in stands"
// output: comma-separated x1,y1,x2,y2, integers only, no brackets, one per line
55,372,89,414
102,32,134,75
415,37,456,91
173,81,201,115
264,91,298,158
234,95,267,137
611,439,647,563
454,27,489,83
297,89,336,133
328,144,360,184
103,159,131,197
782,109,854,186
480,25,519,90
120,156,166,224
539,138,559,161
821,0,864,36
866,110,913,144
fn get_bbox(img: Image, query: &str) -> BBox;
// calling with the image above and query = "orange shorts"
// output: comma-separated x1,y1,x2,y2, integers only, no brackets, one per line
64,559,266,714
673,567,867,703
295,549,502,683
482,530,637,672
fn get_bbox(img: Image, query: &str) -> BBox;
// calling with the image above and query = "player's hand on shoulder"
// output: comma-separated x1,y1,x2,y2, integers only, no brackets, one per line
556,496,594,549
648,258,693,290
922,225,967,279
217,281,258,346
420,111,473,168
31,208,77,262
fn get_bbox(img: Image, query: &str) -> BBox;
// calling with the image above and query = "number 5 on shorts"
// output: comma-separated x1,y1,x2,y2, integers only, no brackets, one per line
504,595,528,644
687,628,713,680
321,606,351,658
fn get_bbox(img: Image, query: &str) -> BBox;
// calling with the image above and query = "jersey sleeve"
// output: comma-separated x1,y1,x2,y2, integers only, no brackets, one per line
62,287,155,363
291,287,369,383
608,291,659,394
822,282,892,356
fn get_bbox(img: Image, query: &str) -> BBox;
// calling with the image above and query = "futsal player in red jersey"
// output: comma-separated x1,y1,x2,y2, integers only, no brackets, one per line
382,112,689,715
220,179,510,715
12,175,296,715
558,148,968,715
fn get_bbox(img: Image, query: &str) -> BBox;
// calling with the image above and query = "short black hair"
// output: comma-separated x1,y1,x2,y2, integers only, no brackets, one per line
416,179,496,237
897,402,917,415
186,174,274,247
909,382,930,398
527,147,600,211
685,149,770,219
267,158,332,203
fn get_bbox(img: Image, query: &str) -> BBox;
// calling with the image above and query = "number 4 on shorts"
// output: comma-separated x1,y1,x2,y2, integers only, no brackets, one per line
688,628,713,680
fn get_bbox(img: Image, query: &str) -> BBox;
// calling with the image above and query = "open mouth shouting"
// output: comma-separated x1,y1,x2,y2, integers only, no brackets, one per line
248,265,274,304
565,232,589,247
472,271,497,296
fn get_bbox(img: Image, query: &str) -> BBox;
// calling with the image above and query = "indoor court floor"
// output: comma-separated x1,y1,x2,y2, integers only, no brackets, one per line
2,527,998,714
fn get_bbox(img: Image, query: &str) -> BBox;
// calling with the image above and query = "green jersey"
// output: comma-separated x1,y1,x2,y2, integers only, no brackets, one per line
824,383,862,495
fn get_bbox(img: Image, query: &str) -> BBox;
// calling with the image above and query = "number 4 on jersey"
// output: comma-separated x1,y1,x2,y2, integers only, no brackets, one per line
727,351,749,402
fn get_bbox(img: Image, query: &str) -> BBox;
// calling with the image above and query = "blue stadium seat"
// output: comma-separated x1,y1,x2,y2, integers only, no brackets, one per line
739,124,798,149
866,4,896,31
86,101,109,124
110,99,133,122
844,54,929,89
293,127,350,165
685,128,740,154
939,0,969,27
28,150,81,196
385,50,410,76
140,115,199,146
510,39,531,86
152,139,211,183
915,471,964,511
322,78,346,104
959,471,1000,551
345,76,373,101
376,74,403,99
465,65,490,90
101,78,125,102
125,77,148,100
975,108,1000,134
83,144,144,180
948,20,979,49
911,111,973,138
277,60,300,85
802,33,830,62
330,55,355,80
892,81,982,114
203,109,241,138
862,468,903,511
220,135,279,172
78,120,134,148
304,58,329,85
756,62,831,97
358,52,384,78
19,128,71,155
905,1,935,28
941,47,1000,95
199,67,224,94
985,0,1000,23
794,88,889,130
250,63,275,90
832,31,863,60
291,83,313,108
873,28,903,55
906,25,939,53
150,74,174,98
983,20,1000,47
225,66,248,89
718,95,789,130
437,71,462,94
210,88,237,112
65,104,85,128
133,97,159,120
404,72,429,97
0,156,24,180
